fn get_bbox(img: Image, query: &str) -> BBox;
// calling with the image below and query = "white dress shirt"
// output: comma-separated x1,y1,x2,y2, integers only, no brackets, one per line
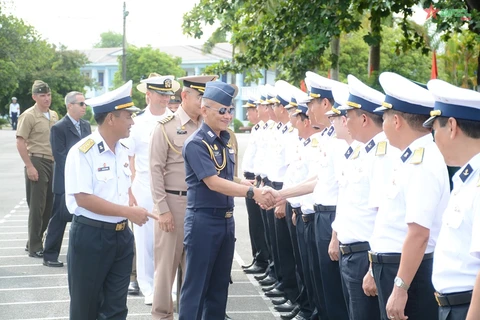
433,153,480,294
370,133,450,253
333,132,397,244
253,120,275,177
121,106,172,185
267,122,291,182
241,121,263,174
65,130,132,223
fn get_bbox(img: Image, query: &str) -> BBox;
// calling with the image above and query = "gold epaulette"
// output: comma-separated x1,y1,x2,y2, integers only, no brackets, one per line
79,139,95,153
311,138,319,147
159,115,174,125
409,147,425,165
351,145,361,159
132,109,145,118
376,141,387,156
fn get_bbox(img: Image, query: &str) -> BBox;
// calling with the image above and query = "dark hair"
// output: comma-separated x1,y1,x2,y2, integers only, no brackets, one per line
296,113,309,121
94,112,108,125
386,110,430,132
354,109,383,127
437,117,480,139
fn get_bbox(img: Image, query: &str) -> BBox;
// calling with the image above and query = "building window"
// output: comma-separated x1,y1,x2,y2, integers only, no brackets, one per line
98,72,104,87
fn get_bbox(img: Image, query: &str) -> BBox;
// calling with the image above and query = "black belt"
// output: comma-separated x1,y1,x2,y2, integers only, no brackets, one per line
340,242,370,255
166,190,187,196
74,215,128,231
292,208,302,216
244,172,255,180
435,291,472,307
262,177,271,185
271,181,283,190
314,204,336,212
302,214,315,223
255,175,262,187
368,251,434,264
192,207,234,219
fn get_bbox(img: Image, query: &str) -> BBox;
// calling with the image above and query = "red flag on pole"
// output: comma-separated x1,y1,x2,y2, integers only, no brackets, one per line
431,50,438,79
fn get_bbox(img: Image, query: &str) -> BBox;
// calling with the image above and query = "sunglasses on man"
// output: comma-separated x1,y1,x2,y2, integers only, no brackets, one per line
72,102,87,107
205,105,235,115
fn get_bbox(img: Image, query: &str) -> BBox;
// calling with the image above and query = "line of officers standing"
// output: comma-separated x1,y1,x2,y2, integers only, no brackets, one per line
239,71,480,320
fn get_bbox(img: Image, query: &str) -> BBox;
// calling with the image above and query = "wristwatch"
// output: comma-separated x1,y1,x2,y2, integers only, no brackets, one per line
394,276,409,290
246,186,254,199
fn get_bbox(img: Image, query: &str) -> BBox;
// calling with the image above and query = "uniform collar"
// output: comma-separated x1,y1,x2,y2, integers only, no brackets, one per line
365,131,386,154
175,106,195,126
399,133,432,162
200,122,230,145
33,104,52,118
454,152,480,184
92,130,122,155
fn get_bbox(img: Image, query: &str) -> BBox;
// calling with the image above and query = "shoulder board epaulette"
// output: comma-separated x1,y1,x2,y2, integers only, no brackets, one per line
132,109,146,118
351,145,361,159
375,141,387,156
409,147,425,165
159,115,174,125
269,122,276,129
120,142,129,149
79,139,95,153
311,138,319,147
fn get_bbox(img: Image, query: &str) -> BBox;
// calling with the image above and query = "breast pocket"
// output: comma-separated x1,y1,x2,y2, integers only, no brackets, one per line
123,166,132,178
95,170,114,183
443,206,464,230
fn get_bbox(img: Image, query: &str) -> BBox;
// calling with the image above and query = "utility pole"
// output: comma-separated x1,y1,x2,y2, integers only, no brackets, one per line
122,1,129,82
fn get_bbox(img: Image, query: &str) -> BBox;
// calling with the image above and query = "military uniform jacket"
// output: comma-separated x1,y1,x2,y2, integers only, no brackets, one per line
65,130,132,223
150,106,201,214
183,123,235,209
370,133,450,253
433,152,480,294
241,120,263,174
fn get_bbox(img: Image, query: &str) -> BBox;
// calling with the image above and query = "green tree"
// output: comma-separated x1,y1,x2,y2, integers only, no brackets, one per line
94,31,123,48
183,0,431,84
113,46,185,108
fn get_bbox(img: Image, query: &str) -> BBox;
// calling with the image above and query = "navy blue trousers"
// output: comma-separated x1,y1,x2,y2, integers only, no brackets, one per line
68,217,134,320
43,193,70,262
373,257,438,320
303,214,328,319
314,211,349,320
340,250,381,320
439,303,468,320
179,209,235,320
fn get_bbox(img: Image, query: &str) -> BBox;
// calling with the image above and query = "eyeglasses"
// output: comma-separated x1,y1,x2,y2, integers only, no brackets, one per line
205,105,235,115
72,102,87,106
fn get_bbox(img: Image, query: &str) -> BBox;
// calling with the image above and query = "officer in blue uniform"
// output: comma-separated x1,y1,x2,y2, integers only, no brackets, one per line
64,80,157,320
179,81,275,320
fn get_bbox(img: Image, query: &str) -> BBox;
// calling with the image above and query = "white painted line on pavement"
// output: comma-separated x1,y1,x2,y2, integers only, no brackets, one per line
0,245,67,250
0,274,67,279
0,232,28,234
9,314,152,320
0,285,69,291
0,263,67,268
10,210,16,214
5,214,11,218
233,250,279,318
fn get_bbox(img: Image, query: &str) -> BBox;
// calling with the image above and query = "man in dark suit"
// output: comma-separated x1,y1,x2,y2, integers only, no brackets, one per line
43,91,91,267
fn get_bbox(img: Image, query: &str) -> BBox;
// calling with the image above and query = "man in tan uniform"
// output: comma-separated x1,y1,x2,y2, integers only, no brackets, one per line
149,75,217,320
16,80,59,257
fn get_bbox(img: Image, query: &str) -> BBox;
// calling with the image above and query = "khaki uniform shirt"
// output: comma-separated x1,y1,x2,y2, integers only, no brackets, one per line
150,106,201,214
16,105,59,157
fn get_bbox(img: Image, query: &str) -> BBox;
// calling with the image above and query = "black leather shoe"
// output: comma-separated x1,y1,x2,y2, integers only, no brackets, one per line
258,275,276,286
241,260,255,269
254,272,269,281
225,313,232,320
43,260,64,267
28,251,44,258
262,283,277,292
243,263,267,274
274,300,296,312
280,306,302,320
265,288,285,298
271,297,288,305
128,281,139,295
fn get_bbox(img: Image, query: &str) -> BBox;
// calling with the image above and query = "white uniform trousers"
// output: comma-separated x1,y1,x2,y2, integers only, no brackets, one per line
131,177,155,298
